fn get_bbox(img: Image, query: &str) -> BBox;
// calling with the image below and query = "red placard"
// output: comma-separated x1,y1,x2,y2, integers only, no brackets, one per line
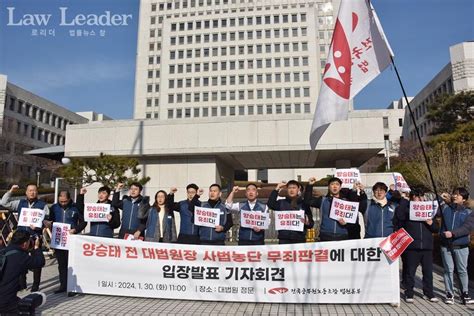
379,228,413,261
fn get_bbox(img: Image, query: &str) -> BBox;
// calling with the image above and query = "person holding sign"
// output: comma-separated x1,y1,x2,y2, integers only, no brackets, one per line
190,184,233,245
226,184,269,246
44,190,85,294
167,184,204,244
304,177,366,242
364,182,397,238
0,184,49,292
112,182,149,239
439,188,474,305
267,180,314,244
393,189,439,303
77,187,120,238
134,190,177,243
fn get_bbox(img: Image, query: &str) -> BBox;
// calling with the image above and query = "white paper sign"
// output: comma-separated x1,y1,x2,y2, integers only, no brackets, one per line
18,208,45,228
409,201,438,221
240,211,270,229
335,168,361,189
194,207,220,228
50,222,71,250
68,235,400,304
84,203,111,222
274,210,305,232
393,172,411,193
329,198,360,224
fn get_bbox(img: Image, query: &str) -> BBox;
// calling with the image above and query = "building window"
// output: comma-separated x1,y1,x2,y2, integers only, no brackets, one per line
248,105,254,115
266,104,273,114
383,117,389,128
399,118,403,127
294,103,301,113
304,103,310,113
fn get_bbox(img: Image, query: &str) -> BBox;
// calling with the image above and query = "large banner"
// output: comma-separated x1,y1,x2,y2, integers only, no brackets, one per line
68,236,400,304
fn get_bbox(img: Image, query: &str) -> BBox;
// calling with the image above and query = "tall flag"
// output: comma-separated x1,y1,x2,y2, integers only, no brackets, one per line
310,0,394,149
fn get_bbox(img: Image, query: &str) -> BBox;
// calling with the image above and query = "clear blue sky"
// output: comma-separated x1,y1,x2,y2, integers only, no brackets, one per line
0,0,473,119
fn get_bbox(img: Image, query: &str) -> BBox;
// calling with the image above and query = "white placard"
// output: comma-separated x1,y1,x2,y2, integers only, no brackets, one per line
274,210,305,232
393,172,411,193
329,198,360,224
409,201,438,221
50,222,71,250
68,235,400,305
335,168,361,189
194,206,220,228
18,208,45,228
240,211,270,229
84,203,111,222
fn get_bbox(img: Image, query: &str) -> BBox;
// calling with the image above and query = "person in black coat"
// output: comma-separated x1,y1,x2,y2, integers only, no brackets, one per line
393,188,439,303
0,230,45,314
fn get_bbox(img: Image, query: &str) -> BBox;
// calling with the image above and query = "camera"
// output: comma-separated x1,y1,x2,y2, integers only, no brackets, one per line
27,233,39,251
18,292,47,315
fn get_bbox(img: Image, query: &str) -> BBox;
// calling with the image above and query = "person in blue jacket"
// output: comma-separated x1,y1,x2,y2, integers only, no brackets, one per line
45,190,85,294
167,183,204,244
77,186,120,238
304,177,366,241
1,183,49,292
268,180,314,244
364,182,397,238
190,184,233,246
112,182,148,239
134,190,177,242
439,187,473,305
226,183,269,245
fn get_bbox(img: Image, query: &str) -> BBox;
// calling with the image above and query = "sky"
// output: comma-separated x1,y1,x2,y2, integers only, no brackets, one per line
0,0,473,119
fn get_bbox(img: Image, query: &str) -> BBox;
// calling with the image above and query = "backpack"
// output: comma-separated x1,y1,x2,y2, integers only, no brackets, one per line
0,249,20,282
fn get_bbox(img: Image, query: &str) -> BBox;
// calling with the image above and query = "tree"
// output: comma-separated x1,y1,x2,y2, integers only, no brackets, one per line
427,91,474,135
390,90,474,192
59,153,150,189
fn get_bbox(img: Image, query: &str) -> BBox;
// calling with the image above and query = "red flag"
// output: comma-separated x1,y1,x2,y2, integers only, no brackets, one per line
310,0,394,149
379,228,414,262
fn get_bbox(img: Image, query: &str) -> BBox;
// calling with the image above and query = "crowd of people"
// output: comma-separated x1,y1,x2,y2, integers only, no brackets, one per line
0,177,473,313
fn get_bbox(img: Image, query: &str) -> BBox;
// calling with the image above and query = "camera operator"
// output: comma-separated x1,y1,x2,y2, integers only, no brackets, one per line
0,230,45,315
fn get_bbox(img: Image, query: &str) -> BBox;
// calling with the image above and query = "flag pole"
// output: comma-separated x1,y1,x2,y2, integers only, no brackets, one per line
389,56,452,244
389,56,440,197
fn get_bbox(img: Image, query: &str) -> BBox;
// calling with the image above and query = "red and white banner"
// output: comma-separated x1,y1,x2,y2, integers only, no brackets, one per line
335,168,361,189
240,211,270,230
68,235,400,304
50,222,71,250
274,210,305,232
310,0,393,148
409,201,438,221
194,207,220,228
329,198,360,224
18,208,45,228
84,203,111,222
393,172,411,193
379,228,413,262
